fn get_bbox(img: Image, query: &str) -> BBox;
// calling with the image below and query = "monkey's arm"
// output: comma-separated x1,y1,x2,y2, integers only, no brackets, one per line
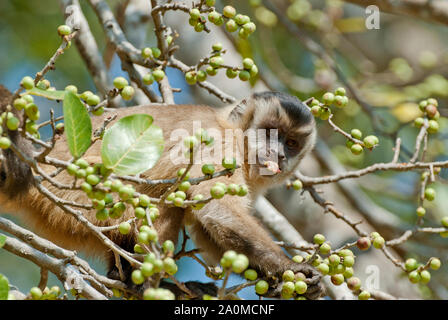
187,178,319,279
186,191,323,299
197,202,302,273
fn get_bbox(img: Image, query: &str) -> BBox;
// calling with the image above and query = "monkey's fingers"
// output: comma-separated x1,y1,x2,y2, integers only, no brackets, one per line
290,263,322,285
303,271,321,286
264,285,282,298
303,281,326,300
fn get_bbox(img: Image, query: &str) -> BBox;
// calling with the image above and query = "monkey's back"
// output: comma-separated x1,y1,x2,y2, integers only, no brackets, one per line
49,104,222,164
7,104,235,260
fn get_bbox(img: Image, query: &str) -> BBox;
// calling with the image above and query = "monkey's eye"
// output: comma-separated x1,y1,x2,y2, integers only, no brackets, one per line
286,139,297,148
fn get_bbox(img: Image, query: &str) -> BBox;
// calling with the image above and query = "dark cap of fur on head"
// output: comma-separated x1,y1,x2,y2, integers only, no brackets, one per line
252,91,313,126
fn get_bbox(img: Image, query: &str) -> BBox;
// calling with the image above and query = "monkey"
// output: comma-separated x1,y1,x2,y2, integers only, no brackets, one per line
0,85,323,299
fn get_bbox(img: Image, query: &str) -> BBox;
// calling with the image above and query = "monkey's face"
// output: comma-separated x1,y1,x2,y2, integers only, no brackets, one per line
239,92,316,186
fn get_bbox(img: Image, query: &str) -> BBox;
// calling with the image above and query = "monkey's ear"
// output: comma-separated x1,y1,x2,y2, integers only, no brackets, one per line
227,98,256,130
228,99,247,122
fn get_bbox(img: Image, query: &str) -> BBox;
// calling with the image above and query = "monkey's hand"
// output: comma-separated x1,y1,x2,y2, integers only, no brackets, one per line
188,184,324,299
290,262,325,299
265,263,325,300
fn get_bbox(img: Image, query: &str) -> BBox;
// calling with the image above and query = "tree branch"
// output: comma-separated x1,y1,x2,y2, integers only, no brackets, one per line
2,235,107,300
60,0,112,98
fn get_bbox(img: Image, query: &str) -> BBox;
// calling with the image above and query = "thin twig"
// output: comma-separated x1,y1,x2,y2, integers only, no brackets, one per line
38,268,49,291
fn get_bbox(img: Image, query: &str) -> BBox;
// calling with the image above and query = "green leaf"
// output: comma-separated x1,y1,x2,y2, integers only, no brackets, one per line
0,274,9,300
26,87,65,100
63,91,92,158
101,114,164,176
0,234,5,248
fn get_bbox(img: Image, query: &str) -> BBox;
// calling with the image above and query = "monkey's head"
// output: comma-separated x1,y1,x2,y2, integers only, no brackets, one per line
228,91,316,190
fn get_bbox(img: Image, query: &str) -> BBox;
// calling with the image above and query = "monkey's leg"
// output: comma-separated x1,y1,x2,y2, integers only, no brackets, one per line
186,198,324,299
153,206,184,244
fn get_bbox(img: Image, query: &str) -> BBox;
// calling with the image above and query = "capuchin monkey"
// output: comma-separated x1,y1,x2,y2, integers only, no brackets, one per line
0,85,323,299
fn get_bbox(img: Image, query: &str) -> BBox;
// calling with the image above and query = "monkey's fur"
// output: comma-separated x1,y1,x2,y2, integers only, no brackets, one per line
0,85,323,299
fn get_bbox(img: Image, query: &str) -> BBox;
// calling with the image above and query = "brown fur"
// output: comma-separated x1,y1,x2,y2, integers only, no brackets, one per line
0,91,320,288
0,86,34,197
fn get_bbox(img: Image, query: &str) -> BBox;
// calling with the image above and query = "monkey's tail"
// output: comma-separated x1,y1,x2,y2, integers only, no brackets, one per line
0,85,34,197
